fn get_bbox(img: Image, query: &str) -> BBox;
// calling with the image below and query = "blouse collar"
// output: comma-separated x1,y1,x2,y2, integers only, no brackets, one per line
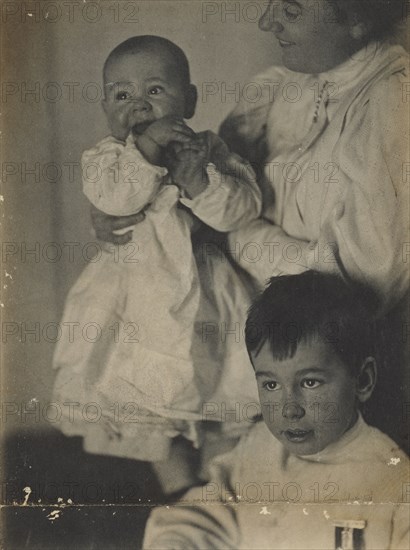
317,41,381,85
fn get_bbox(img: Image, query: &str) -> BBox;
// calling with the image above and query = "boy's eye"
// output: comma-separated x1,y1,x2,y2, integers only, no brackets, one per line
263,381,280,391
116,91,130,101
148,86,164,95
301,379,322,389
283,2,301,21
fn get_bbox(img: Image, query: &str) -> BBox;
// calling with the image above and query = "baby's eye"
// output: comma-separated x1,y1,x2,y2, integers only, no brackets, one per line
115,91,130,101
263,381,280,391
148,86,164,95
283,2,301,21
301,379,322,389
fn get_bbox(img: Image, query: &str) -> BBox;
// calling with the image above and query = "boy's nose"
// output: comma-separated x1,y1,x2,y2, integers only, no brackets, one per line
282,401,305,421
259,1,283,33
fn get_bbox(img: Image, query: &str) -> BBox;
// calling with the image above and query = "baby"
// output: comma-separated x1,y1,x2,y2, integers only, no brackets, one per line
52,36,262,495
144,271,409,549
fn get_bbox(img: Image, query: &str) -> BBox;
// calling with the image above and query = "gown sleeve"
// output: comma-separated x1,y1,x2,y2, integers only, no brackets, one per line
82,134,167,216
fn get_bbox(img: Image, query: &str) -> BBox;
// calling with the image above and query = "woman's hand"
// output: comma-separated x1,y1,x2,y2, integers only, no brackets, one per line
90,203,145,245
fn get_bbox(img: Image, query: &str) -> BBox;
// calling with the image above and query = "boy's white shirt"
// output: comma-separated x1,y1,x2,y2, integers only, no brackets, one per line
143,414,409,549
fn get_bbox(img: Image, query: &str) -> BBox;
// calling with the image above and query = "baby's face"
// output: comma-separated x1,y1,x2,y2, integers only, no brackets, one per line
259,0,357,73
103,49,190,136
253,338,359,455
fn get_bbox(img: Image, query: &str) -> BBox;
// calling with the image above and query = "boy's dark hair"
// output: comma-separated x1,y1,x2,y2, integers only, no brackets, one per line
245,271,379,375
103,35,191,86
335,0,404,41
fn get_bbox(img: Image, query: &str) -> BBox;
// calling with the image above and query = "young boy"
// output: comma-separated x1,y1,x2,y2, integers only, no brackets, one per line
143,272,409,549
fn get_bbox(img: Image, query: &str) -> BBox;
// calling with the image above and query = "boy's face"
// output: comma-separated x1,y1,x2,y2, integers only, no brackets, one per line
259,0,358,74
102,49,195,137
253,338,360,455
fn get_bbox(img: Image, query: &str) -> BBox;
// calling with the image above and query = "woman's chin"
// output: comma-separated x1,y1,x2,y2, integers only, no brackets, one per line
281,54,316,74
280,52,307,73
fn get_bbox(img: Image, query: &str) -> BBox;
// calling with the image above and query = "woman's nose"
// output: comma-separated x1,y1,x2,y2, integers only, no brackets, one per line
282,400,305,421
258,1,283,33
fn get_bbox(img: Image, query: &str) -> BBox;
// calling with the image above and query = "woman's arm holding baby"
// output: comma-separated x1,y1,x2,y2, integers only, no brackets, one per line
90,204,145,245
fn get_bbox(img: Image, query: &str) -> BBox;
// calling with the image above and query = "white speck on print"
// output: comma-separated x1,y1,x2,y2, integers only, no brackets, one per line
22,487,32,506
47,510,62,521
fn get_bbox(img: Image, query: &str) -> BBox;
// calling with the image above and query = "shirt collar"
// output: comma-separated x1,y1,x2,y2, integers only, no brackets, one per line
295,413,366,464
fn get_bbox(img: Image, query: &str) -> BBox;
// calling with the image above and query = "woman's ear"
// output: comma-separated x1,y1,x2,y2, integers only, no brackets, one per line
347,9,370,42
184,85,197,119
356,357,377,403
349,21,369,41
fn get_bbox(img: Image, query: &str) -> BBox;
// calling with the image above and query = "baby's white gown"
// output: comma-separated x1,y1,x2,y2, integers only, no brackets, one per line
52,131,262,461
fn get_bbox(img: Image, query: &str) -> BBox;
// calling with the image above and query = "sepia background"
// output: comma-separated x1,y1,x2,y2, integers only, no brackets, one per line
1,1,409,548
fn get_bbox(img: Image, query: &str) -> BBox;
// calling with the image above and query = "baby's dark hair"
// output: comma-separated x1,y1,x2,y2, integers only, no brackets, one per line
334,0,404,41
103,35,191,86
245,271,379,375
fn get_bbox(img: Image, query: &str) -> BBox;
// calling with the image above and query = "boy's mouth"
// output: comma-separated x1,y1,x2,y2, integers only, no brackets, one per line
283,429,312,443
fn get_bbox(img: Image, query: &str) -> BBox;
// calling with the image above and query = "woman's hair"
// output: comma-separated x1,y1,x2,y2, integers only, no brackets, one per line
334,0,404,41
245,271,379,375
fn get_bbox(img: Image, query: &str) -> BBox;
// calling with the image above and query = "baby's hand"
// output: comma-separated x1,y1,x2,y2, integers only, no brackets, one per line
167,138,210,199
143,116,195,147
133,116,195,166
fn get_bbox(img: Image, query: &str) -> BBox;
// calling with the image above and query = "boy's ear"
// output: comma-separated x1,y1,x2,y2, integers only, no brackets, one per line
184,84,197,119
356,357,377,403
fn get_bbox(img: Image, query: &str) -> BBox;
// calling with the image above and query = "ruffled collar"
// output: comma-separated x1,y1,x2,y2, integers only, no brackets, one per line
324,42,405,93
318,41,381,84
286,41,408,126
